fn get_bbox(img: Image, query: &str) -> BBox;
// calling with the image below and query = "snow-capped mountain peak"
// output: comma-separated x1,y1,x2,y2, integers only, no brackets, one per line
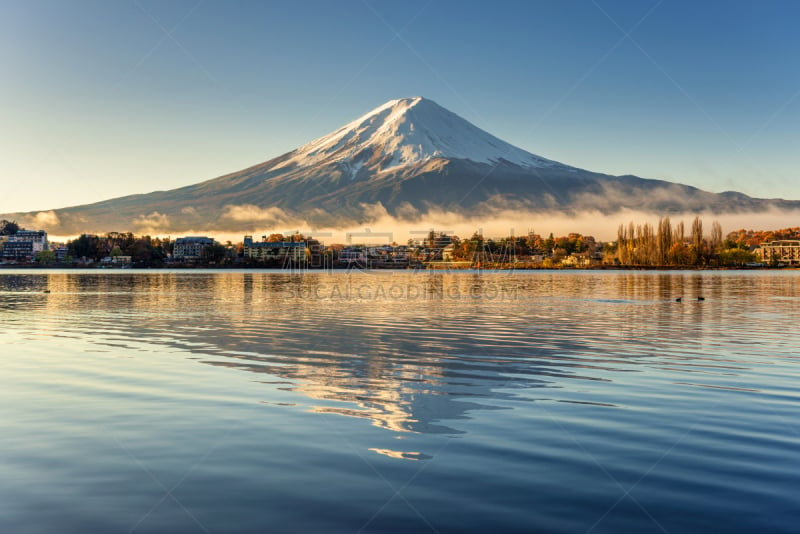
272,97,565,175
10,95,800,236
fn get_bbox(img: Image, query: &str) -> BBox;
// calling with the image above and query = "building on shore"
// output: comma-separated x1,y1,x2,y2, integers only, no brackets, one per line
100,255,133,265
755,240,800,265
339,247,366,264
53,246,69,262
0,230,48,261
243,235,321,264
173,236,215,261
562,253,593,267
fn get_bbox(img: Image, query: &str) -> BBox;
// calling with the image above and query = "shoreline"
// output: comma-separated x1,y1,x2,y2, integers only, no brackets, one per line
0,264,795,272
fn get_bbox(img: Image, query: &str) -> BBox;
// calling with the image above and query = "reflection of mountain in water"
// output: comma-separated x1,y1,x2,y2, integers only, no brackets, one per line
0,270,746,437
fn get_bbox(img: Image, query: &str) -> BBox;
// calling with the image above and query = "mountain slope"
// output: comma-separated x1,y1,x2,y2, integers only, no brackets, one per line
4,97,800,235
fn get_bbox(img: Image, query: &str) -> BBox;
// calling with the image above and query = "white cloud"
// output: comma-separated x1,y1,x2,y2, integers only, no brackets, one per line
132,211,171,233
221,204,292,225
32,210,60,227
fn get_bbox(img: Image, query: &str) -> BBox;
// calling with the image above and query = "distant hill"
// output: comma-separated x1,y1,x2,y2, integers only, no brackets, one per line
5,96,799,235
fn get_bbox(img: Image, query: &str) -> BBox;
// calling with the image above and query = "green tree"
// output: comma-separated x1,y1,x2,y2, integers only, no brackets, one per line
34,250,56,264
718,248,756,266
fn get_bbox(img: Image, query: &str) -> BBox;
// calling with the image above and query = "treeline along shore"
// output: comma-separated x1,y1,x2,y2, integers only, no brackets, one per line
1,217,799,269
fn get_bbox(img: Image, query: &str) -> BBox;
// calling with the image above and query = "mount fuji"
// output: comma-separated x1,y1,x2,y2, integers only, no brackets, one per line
6,97,800,234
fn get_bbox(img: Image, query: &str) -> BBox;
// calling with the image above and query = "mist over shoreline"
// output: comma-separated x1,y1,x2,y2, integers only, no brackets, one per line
33,206,800,244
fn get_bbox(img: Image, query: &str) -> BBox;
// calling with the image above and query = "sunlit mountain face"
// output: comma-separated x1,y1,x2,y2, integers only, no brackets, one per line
5,97,800,235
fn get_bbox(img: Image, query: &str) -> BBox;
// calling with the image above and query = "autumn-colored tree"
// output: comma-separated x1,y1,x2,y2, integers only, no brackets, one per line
688,217,704,265
641,222,657,265
668,241,689,265
673,220,685,248
463,232,485,264
725,227,800,249
617,224,631,264
603,241,618,264
543,233,555,252
581,235,597,255
526,232,544,252
657,217,672,265
551,247,567,262
709,220,723,262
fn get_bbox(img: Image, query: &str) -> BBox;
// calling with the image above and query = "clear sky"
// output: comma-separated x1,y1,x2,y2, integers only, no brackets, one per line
1,0,799,214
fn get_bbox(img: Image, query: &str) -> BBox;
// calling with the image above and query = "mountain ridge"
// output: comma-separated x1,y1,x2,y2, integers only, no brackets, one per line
4,96,799,235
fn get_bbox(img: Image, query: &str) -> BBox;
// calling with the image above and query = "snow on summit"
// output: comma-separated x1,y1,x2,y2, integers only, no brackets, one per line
10,95,800,236
273,97,565,174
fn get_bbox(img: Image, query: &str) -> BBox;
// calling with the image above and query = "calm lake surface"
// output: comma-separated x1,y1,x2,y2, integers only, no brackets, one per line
1,269,799,533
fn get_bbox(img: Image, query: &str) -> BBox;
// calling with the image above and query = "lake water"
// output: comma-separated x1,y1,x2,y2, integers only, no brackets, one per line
1,269,799,533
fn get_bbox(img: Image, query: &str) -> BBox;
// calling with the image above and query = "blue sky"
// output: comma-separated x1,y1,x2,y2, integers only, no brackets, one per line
1,0,799,214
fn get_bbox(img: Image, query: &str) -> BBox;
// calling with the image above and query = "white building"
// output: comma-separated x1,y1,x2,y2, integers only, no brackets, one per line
243,235,308,262
756,240,800,265
1,230,47,260
174,236,215,260
10,230,48,253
